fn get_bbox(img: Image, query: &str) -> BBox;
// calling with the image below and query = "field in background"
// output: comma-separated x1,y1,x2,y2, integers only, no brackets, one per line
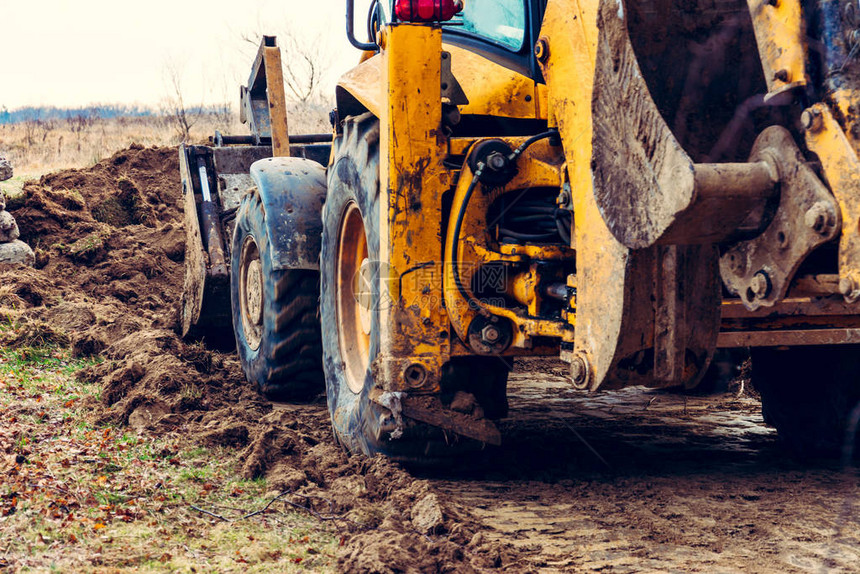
0,101,330,183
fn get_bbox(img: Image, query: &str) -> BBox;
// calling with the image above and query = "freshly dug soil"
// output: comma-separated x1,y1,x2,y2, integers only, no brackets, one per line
3,146,857,573
0,145,520,573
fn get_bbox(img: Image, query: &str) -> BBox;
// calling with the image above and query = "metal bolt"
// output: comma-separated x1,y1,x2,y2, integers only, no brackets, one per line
481,324,501,344
571,354,591,390
801,108,823,133
403,363,428,388
839,275,860,302
773,69,790,83
805,201,834,234
534,37,549,63
749,271,771,299
806,209,826,233
486,152,507,171
557,189,571,207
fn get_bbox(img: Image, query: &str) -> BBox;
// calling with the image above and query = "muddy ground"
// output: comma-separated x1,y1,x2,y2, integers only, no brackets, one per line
432,363,860,572
2,146,859,572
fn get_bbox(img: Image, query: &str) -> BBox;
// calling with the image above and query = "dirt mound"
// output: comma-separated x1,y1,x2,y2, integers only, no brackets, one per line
7,146,184,342
1,145,520,572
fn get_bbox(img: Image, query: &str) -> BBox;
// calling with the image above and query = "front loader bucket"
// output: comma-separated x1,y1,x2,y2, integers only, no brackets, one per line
179,144,270,346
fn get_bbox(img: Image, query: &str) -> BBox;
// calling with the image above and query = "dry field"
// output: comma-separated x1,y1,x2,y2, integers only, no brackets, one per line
0,102,330,182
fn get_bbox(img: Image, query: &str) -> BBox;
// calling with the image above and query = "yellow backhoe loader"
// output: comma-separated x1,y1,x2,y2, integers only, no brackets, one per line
181,0,860,462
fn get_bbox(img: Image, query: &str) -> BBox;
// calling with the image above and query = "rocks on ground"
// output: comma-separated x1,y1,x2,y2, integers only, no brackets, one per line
0,155,12,182
0,156,34,266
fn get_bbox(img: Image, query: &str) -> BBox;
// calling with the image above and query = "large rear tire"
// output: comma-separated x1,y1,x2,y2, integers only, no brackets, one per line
230,188,324,400
321,113,509,463
752,346,860,459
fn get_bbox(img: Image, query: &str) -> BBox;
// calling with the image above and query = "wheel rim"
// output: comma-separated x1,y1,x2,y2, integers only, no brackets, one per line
239,236,264,351
337,202,372,394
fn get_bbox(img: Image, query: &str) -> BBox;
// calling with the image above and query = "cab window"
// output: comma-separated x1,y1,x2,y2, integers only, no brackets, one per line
452,0,526,51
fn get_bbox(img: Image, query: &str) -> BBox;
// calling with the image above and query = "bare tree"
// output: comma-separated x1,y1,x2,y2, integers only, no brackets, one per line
279,33,329,103
162,60,200,142
203,64,237,133
22,120,37,146
67,112,95,152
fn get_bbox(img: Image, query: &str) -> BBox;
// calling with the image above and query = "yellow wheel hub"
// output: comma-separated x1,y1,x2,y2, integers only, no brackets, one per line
337,203,372,394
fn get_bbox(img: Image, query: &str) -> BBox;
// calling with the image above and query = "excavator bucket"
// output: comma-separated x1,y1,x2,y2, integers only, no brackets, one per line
538,0,817,389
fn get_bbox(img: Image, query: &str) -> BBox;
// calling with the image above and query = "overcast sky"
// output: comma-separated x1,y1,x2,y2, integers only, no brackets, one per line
0,1,374,110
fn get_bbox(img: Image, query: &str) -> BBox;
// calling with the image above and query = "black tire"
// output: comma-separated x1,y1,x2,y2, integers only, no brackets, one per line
230,188,323,400
321,113,510,463
752,345,860,459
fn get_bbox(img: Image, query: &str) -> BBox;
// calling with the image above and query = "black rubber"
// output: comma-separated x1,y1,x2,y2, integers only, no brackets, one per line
230,188,324,400
321,113,510,463
752,345,860,459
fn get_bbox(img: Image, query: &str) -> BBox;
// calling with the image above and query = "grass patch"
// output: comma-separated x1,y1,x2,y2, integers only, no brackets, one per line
0,346,338,572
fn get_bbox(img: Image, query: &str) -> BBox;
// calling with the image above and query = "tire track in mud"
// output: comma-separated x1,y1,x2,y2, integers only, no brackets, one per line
426,359,860,573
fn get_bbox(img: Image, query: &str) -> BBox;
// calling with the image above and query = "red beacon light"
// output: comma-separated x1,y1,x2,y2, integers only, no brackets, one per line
394,0,463,22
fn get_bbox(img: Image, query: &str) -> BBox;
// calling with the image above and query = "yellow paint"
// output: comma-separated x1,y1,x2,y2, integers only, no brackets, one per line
830,88,860,156
442,138,572,348
263,45,290,157
336,38,543,122
538,0,633,389
337,20,574,392
341,0,860,397
747,0,807,99
336,54,384,118
804,103,860,298
446,44,540,119
376,24,451,392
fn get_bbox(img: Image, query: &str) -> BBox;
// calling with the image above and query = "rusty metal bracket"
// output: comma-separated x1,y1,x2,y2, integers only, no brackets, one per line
720,126,841,310
369,389,501,445
747,0,807,100
240,36,290,158
803,103,860,302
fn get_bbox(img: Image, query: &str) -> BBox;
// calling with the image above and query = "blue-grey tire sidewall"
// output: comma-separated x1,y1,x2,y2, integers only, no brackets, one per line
320,153,385,456
230,191,274,389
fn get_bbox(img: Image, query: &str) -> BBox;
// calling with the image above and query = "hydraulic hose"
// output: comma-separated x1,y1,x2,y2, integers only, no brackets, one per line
508,130,559,162
452,165,484,306
451,129,559,311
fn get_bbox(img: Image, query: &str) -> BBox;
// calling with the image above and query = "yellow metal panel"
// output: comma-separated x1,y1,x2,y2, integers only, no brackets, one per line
444,44,539,119
377,24,451,392
747,0,807,99
336,54,384,119
539,0,618,386
803,102,860,301
336,40,544,122
829,88,860,155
